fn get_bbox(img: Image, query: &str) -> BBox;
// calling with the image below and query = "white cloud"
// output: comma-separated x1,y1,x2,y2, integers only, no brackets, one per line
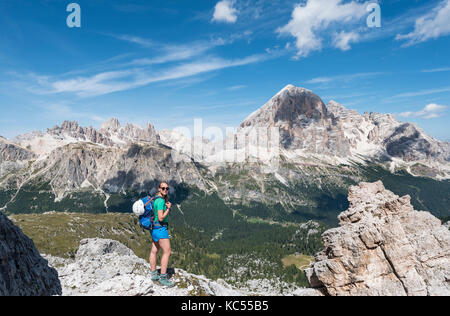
27,54,270,97
396,0,450,45
422,67,450,73
19,31,274,97
306,72,386,84
277,0,369,57
333,31,360,51
128,43,218,66
112,34,155,47
227,85,246,91
399,103,448,119
110,33,251,66
212,0,238,23
388,86,450,99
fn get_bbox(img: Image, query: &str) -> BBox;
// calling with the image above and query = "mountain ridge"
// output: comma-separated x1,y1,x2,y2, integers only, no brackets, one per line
4,85,449,179
163,85,450,179
0,85,448,225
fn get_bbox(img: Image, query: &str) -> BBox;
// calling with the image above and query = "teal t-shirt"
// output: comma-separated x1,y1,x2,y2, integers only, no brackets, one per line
154,197,168,224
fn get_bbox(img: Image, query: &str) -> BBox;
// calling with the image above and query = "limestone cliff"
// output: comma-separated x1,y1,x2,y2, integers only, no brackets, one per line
0,211,61,296
306,181,450,296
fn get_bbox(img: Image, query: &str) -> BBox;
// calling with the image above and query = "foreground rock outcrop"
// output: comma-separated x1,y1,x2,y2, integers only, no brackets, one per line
0,212,61,296
45,238,251,296
46,238,317,296
306,181,450,296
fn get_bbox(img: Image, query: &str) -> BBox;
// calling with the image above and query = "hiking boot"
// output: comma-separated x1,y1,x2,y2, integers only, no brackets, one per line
151,270,160,282
159,273,174,287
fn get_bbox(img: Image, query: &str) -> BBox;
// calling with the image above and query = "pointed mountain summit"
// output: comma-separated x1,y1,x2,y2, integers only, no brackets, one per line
238,85,351,155
240,85,328,129
101,118,121,132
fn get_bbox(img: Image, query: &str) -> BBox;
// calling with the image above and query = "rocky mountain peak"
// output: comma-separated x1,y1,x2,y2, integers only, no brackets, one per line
383,123,450,162
47,120,114,147
326,100,353,117
279,84,296,91
60,120,81,132
0,141,35,163
99,118,160,144
101,118,121,132
236,85,353,155
11,118,161,156
306,181,450,296
240,85,328,129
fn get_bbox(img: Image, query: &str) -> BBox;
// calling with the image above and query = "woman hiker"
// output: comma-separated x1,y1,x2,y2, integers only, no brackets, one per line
149,182,174,287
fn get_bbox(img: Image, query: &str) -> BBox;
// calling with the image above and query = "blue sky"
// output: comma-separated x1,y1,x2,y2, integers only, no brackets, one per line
0,0,449,140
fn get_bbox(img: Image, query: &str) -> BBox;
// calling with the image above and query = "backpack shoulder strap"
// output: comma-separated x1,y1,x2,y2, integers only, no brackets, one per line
143,196,154,207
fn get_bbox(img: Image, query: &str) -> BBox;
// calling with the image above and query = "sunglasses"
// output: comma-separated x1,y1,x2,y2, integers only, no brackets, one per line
160,187,169,191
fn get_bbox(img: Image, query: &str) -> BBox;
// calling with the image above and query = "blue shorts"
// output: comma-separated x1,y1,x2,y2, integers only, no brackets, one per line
151,226,170,242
